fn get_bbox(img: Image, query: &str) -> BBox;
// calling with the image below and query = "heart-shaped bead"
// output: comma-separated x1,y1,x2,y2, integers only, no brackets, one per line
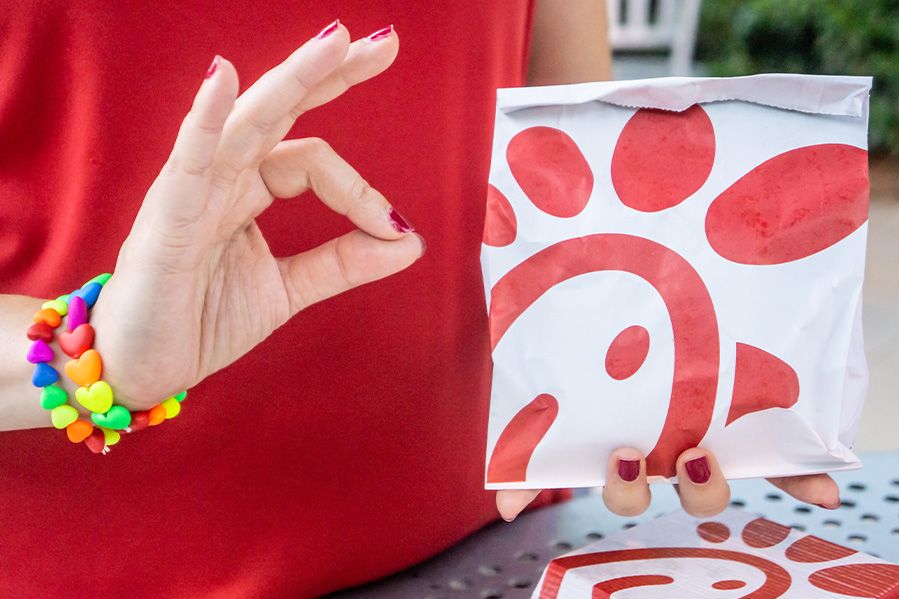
148,404,167,426
67,296,88,332
58,324,95,359
101,427,121,446
91,405,131,430
127,411,150,433
66,419,93,443
33,308,61,328
75,380,113,413
40,384,68,410
71,282,102,308
161,397,181,419
86,273,112,286
65,349,102,387
41,299,68,317
50,404,79,429
32,363,59,387
26,339,54,364
83,428,106,454
26,322,54,342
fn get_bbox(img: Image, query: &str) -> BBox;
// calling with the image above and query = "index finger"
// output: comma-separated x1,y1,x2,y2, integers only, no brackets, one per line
259,138,413,241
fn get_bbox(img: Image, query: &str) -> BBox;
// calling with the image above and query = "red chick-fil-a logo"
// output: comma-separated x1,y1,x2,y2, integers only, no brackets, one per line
484,105,869,482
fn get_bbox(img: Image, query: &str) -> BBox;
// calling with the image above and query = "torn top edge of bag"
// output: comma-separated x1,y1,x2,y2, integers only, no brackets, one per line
497,74,873,118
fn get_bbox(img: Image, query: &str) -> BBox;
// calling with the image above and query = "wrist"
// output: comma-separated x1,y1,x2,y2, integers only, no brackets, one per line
21,273,187,452
88,284,162,412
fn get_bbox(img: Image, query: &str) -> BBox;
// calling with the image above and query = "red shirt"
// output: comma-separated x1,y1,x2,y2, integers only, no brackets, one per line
0,1,537,596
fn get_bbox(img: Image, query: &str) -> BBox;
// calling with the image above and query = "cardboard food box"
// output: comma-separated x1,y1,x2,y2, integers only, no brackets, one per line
533,508,899,598
482,75,872,489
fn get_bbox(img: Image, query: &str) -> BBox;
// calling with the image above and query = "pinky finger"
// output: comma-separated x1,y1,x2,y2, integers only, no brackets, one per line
766,473,841,509
153,56,239,223
496,489,541,522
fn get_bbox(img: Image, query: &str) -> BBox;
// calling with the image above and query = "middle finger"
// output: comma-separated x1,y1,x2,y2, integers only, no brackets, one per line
215,20,351,178
675,448,730,518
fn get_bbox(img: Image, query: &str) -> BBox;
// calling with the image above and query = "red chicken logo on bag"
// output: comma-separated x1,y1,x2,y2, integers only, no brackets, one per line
538,512,899,598
484,104,869,482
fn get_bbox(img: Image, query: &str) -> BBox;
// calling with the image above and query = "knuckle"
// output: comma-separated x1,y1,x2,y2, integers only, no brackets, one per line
188,111,224,137
298,137,332,159
244,111,274,137
212,153,244,183
165,155,213,178
290,69,314,96
333,241,357,288
287,103,306,121
348,176,374,207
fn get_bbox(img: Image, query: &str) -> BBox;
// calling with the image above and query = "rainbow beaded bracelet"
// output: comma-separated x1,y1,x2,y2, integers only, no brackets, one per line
26,273,187,454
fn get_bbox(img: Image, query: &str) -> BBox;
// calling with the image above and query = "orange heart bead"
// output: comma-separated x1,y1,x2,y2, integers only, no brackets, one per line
148,404,167,426
66,419,93,443
33,308,61,328
65,349,102,387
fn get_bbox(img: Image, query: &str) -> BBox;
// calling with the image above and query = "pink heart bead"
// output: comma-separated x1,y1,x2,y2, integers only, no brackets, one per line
26,339,54,364
67,296,88,331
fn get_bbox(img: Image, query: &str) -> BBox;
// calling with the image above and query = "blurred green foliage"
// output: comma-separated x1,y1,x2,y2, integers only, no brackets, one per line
696,0,899,155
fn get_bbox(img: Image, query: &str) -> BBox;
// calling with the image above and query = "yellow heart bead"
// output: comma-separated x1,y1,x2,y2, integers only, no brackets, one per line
41,299,68,317
75,381,114,413
50,405,79,429
101,427,121,446
161,397,181,419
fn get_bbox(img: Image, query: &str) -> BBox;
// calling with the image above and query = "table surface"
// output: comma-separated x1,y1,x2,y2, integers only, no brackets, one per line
333,452,899,599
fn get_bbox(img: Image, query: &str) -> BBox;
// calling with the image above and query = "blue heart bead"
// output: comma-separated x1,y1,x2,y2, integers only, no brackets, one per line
72,282,102,308
32,363,59,387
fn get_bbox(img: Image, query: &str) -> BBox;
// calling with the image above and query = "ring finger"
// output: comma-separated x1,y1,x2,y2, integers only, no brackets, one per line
602,448,651,517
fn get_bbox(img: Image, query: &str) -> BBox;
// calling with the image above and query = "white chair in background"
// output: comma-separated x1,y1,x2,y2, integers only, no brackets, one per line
607,0,702,77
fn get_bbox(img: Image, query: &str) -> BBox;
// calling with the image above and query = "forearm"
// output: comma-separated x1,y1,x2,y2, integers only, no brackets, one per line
527,0,613,86
0,294,73,431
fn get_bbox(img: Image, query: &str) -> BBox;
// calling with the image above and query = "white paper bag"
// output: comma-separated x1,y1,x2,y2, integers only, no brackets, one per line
482,75,872,490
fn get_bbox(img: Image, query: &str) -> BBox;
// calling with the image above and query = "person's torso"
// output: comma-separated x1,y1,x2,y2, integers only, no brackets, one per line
0,1,532,596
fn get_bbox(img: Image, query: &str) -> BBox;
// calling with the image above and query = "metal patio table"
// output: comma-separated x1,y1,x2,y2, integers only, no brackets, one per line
334,452,899,598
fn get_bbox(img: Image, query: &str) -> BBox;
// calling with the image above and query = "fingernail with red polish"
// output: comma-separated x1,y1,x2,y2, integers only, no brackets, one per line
316,19,340,39
685,456,711,484
368,24,394,42
204,56,219,79
618,459,640,482
388,208,414,233
816,502,839,510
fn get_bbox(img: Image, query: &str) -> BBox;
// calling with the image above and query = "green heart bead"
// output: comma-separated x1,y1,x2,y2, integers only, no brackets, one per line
86,273,112,286
174,390,187,403
40,384,68,410
50,405,79,429
55,294,70,304
91,405,132,430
